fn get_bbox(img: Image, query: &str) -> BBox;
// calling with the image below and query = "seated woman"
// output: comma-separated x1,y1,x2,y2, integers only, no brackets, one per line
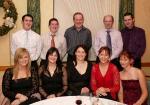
2,48,40,105
91,46,120,100
39,47,67,99
67,45,92,96
118,51,148,105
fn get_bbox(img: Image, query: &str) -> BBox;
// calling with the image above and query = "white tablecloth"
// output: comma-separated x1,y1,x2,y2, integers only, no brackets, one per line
31,96,126,105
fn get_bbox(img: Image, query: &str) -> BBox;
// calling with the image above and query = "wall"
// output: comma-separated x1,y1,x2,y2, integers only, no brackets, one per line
0,0,27,66
135,0,150,76
0,0,53,66
0,0,150,67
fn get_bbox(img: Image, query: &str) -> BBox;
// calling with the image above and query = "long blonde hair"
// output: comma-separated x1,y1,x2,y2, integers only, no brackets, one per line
13,48,31,79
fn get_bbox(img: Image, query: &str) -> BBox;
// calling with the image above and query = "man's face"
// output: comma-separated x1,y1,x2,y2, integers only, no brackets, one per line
123,15,134,29
103,16,113,29
49,20,59,34
22,16,33,31
73,14,84,29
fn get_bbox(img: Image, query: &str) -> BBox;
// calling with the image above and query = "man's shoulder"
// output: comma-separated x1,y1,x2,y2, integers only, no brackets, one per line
41,32,49,38
112,28,120,32
134,26,145,32
30,30,40,38
121,26,145,32
12,29,24,36
65,26,91,32
65,26,74,32
82,26,91,31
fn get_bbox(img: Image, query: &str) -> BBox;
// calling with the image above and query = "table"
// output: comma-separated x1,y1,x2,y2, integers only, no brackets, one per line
31,96,126,105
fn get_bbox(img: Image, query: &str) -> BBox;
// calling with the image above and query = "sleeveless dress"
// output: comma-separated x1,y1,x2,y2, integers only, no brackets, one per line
122,80,147,105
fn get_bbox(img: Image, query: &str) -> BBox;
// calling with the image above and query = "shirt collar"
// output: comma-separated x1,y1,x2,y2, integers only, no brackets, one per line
49,31,58,36
72,25,86,31
104,28,113,32
23,29,31,32
125,26,135,31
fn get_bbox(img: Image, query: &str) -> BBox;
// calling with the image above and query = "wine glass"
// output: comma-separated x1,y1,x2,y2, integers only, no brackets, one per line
75,96,82,105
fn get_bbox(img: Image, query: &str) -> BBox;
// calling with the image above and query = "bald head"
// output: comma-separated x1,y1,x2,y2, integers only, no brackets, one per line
103,15,114,29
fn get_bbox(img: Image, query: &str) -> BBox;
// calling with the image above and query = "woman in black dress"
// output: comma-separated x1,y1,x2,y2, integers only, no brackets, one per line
67,45,92,95
2,48,40,105
39,47,67,99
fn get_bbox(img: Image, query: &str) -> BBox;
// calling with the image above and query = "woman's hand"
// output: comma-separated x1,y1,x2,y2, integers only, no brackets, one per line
81,87,90,95
47,94,56,98
15,93,28,103
133,101,142,105
96,87,109,96
11,99,20,105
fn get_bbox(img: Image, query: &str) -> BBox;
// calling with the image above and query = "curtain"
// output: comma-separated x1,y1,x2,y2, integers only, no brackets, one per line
119,0,134,30
27,0,41,34
0,0,3,7
54,0,120,61
55,0,119,36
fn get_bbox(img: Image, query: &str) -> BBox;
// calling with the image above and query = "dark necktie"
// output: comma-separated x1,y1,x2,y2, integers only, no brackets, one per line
106,30,112,53
51,35,55,48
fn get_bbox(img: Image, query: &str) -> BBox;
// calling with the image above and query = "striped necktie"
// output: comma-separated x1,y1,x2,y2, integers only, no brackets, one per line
106,30,112,53
51,35,55,47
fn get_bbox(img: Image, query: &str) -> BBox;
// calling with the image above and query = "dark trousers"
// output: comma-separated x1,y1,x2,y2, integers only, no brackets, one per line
133,58,141,69
31,60,38,71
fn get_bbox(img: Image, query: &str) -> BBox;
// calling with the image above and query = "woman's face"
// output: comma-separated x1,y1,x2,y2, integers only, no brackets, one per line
98,50,110,64
75,47,86,61
48,51,58,64
18,53,29,66
119,55,131,68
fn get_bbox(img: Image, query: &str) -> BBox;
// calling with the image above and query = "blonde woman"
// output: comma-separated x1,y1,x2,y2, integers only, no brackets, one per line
2,48,40,105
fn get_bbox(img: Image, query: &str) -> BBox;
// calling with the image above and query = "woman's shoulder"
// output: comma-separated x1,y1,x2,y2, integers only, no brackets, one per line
3,68,13,78
38,65,46,75
92,63,99,67
109,63,119,72
91,63,99,71
132,67,145,78
4,68,13,74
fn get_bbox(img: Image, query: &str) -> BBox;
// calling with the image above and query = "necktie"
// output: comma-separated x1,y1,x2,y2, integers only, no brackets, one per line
106,30,112,53
25,31,28,47
51,35,55,47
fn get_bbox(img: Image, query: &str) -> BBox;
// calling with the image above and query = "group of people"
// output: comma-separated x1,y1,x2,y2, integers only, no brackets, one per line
2,12,148,105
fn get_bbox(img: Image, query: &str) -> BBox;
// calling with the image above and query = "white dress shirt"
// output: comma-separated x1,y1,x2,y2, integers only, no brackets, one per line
40,32,67,60
11,29,42,61
94,29,123,60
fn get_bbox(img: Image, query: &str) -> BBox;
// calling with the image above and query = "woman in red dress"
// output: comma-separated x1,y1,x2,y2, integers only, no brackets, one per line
91,46,120,100
118,51,148,105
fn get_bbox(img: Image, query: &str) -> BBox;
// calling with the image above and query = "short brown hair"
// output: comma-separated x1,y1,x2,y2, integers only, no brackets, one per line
22,14,33,21
48,18,59,26
98,46,111,57
73,12,84,20
119,50,133,60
